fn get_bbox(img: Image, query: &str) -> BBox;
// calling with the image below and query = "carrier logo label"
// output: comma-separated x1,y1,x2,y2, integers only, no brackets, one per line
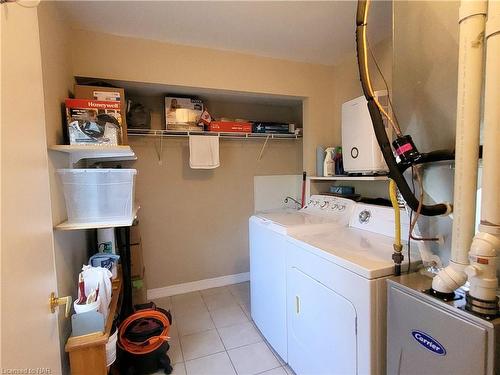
411,330,446,356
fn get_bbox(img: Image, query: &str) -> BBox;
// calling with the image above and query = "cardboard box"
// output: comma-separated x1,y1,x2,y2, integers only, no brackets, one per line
130,242,144,279
132,277,147,305
165,96,204,131
65,99,123,145
74,85,128,144
130,224,141,246
208,121,252,133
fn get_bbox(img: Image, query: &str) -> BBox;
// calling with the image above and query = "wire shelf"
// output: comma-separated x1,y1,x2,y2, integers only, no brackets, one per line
127,129,302,140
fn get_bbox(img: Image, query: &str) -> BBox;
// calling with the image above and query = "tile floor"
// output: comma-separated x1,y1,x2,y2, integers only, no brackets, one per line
152,282,295,375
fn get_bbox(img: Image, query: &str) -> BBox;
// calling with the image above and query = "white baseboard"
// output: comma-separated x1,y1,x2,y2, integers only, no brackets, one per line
147,272,250,299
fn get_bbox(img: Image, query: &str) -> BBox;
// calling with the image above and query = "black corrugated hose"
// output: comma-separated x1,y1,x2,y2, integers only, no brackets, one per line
355,0,454,216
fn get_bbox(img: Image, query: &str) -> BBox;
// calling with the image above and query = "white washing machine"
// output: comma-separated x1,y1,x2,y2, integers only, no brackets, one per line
249,195,355,361
285,203,417,375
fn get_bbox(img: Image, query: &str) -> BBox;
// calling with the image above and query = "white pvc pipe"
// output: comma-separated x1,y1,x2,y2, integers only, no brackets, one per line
466,0,500,303
432,0,487,293
479,0,500,227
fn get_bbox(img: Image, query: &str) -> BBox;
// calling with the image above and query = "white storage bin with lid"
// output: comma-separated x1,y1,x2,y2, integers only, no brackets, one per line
57,169,136,224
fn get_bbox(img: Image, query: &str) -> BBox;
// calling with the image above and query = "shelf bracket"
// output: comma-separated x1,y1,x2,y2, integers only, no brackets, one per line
257,135,270,161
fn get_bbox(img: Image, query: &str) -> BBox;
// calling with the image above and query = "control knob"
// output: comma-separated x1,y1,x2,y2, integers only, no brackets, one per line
358,210,371,224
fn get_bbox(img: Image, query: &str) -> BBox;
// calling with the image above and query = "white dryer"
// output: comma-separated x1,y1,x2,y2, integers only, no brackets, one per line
285,203,417,375
249,195,355,361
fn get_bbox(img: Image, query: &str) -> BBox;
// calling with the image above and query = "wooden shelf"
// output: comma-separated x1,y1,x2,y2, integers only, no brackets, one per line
55,205,140,231
65,268,123,375
128,128,302,140
308,175,389,181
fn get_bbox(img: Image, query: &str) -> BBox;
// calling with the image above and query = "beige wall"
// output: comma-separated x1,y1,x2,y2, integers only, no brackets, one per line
130,138,301,288
37,3,88,372
332,37,393,142
71,29,337,174
71,29,335,289
1,3,61,371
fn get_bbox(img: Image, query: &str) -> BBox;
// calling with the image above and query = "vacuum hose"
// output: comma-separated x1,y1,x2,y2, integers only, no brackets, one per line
356,0,453,216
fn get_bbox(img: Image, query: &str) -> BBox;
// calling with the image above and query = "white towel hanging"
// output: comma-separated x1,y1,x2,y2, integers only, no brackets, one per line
189,135,220,169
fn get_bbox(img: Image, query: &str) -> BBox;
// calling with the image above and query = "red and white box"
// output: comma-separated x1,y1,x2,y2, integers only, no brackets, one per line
65,99,123,145
208,121,252,133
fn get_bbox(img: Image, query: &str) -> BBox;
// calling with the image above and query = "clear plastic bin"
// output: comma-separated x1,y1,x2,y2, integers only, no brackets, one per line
57,169,136,223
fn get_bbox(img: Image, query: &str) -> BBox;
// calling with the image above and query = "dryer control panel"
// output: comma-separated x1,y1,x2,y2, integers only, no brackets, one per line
349,203,410,238
302,195,355,214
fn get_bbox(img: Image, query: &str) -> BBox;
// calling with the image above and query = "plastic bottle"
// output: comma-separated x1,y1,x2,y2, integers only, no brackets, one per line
323,147,336,176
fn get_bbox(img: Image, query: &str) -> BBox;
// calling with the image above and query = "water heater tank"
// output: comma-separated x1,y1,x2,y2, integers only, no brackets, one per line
341,90,390,174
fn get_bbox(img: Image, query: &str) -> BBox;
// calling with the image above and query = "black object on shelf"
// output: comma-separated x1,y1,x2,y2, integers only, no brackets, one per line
116,226,133,318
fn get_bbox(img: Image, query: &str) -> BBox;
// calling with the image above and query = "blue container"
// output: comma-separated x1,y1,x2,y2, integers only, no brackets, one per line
329,186,355,195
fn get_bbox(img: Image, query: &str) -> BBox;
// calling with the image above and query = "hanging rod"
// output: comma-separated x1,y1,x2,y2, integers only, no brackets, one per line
127,129,302,140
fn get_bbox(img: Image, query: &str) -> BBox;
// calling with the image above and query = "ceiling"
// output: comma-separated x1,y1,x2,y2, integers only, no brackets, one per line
58,1,392,66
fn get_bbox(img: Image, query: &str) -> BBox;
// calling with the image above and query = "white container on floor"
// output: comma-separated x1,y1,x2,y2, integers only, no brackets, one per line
106,329,118,367
57,169,136,223
73,297,100,314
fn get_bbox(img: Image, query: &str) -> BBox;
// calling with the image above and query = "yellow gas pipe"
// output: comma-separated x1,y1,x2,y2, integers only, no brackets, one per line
389,179,403,275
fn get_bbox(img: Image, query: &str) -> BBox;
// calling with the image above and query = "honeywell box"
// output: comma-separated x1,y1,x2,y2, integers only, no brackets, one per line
65,99,123,145
74,85,128,144
165,96,204,131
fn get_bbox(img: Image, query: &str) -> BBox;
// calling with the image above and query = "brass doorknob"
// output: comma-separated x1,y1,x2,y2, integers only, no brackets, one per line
49,292,72,318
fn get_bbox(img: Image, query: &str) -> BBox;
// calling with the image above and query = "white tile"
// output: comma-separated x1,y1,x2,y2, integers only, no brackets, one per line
218,321,262,349
153,362,186,375
171,363,187,375
180,329,225,361
185,352,236,375
176,309,215,336
228,342,280,375
229,282,250,301
240,302,252,320
266,342,285,366
261,339,285,366
210,305,248,328
238,295,250,308
200,286,229,297
169,322,180,340
203,290,239,311
168,338,184,364
230,286,250,305
173,292,207,315
259,368,287,375
283,365,296,375
153,296,173,311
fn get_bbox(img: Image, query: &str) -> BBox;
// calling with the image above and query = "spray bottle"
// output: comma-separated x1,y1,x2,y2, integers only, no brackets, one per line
323,147,336,176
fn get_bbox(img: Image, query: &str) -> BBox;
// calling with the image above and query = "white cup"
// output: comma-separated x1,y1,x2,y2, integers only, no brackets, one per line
73,296,100,314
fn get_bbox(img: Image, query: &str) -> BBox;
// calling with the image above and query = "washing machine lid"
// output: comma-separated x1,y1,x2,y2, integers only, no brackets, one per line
254,210,341,228
288,226,419,279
